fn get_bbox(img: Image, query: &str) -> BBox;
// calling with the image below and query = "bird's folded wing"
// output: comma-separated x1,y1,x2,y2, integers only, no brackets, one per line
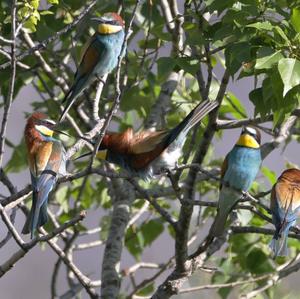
275,182,300,212
36,141,64,190
76,36,108,79
130,131,169,154
219,154,228,190
29,142,53,176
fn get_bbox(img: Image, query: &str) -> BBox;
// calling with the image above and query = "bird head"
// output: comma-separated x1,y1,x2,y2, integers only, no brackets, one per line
236,126,261,149
27,112,69,138
92,12,125,35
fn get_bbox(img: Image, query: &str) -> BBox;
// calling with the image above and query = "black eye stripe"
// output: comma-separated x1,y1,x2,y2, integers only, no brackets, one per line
40,120,55,127
103,20,119,26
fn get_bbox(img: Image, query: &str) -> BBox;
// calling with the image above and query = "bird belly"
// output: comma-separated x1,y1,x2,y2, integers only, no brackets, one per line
225,148,261,191
151,147,182,175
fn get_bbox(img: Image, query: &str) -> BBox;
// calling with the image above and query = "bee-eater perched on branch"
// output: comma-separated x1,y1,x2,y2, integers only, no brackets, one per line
22,113,67,238
77,100,218,179
270,168,300,257
59,12,125,122
209,126,262,237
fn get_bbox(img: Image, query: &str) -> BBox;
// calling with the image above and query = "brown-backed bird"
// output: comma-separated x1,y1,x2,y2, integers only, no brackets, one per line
22,112,67,238
79,100,218,179
270,168,300,257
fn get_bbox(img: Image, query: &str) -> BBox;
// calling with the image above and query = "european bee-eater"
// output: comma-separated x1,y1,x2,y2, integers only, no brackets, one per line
209,126,262,237
22,112,67,238
59,12,125,122
78,100,218,179
269,168,300,257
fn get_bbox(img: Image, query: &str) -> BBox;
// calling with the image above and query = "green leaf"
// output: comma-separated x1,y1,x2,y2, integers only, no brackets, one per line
141,219,164,246
249,88,268,117
247,21,273,31
261,167,277,185
157,57,176,82
55,186,69,212
47,0,59,4
255,51,283,70
31,0,39,9
224,92,247,119
278,58,300,96
39,10,54,16
225,42,252,75
125,226,144,260
176,57,199,75
5,138,27,173
136,283,154,296
275,26,290,43
291,8,300,33
246,248,273,274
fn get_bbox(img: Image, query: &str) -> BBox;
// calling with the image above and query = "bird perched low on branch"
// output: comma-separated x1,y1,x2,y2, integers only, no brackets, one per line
269,168,300,257
77,100,218,179
59,12,125,122
22,112,67,238
209,126,262,237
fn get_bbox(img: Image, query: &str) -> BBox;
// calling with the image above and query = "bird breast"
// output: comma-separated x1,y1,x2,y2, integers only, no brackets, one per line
224,147,261,191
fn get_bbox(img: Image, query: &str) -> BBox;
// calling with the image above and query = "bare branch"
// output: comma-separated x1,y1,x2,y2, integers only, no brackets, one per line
0,0,17,168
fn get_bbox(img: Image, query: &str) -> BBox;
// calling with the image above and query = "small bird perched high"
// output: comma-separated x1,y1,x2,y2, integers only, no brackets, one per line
209,126,262,237
59,12,125,122
22,112,67,238
77,100,218,179
269,168,300,257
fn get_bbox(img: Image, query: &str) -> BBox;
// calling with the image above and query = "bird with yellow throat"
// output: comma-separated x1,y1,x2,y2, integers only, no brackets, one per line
209,126,262,237
22,112,67,238
59,12,125,122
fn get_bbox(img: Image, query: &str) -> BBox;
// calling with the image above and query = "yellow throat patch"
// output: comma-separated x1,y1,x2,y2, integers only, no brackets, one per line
97,150,108,160
98,24,123,34
35,125,54,137
236,134,260,149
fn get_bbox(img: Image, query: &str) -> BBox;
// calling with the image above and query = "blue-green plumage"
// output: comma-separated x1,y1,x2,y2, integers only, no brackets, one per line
210,128,262,237
59,13,125,122
223,146,261,190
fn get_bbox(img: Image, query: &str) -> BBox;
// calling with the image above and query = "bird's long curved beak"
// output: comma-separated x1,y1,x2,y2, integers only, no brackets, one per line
52,123,71,137
53,129,71,137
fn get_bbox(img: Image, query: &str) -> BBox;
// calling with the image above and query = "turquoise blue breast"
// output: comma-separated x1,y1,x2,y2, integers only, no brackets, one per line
224,146,261,191
95,30,125,76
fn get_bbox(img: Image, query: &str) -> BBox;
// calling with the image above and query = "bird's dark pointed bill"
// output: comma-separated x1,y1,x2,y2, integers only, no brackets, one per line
53,129,71,137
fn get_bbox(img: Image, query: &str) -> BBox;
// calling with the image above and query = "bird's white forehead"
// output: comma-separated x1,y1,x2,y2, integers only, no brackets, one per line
245,126,256,135
44,119,56,125
102,16,113,21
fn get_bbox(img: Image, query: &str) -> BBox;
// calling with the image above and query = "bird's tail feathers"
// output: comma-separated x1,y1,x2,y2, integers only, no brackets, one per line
22,188,50,239
269,235,288,257
183,100,219,133
209,208,230,238
59,89,76,123
21,190,40,238
166,100,218,146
